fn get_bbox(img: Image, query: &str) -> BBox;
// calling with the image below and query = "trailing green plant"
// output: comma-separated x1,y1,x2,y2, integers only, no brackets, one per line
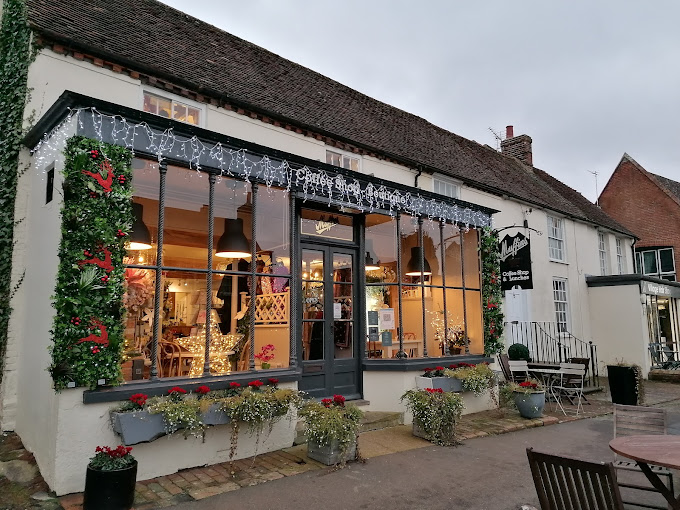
147,387,205,439
498,382,517,410
49,137,133,389
0,0,34,385
299,395,363,457
445,362,495,396
401,388,464,446
480,227,504,356
508,343,530,361
89,445,136,471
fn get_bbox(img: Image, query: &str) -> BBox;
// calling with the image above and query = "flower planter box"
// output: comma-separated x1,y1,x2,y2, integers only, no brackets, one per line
111,411,166,446
83,460,137,510
607,365,640,405
201,403,231,426
415,376,463,392
513,391,545,419
412,420,456,444
307,438,357,465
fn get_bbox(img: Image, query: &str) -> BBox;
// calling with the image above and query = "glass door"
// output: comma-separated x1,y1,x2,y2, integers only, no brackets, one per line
299,244,359,399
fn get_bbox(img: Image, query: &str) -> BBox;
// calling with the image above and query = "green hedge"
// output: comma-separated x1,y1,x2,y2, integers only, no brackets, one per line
481,227,504,356
49,136,133,389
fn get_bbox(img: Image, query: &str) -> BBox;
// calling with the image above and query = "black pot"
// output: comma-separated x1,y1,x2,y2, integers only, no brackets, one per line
607,365,639,405
83,460,137,510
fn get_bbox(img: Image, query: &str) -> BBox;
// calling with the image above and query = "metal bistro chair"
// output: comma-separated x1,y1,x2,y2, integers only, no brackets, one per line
613,404,674,510
509,360,530,382
527,448,625,510
551,363,585,416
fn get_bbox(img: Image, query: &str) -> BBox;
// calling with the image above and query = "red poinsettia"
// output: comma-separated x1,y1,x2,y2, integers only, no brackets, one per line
267,378,279,386
168,386,187,395
195,385,210,395
129,393,147,408
333,394,346,407
95,445,132,458
519,381,538,390
425,388,444,394
229,382,241,388
248,380,264,388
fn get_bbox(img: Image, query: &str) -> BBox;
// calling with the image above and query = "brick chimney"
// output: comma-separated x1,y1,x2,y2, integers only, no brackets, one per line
500,125,533,166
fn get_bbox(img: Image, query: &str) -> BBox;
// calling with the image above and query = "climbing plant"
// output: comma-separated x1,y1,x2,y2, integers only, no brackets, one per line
0,0,34,384
49,136,133,389
480,227,504,356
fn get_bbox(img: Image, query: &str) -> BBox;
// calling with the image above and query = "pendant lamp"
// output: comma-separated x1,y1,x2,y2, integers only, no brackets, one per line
365,252,380,271
405,246,431,276
128,202,152,250
215,218,251,259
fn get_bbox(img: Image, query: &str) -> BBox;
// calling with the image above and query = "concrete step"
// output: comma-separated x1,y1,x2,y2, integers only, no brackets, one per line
293,410,404,445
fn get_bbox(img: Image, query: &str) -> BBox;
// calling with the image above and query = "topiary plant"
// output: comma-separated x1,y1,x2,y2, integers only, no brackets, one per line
508,343,530,361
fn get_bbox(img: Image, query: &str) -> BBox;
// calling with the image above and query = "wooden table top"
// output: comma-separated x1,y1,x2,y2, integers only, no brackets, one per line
609,435,680,470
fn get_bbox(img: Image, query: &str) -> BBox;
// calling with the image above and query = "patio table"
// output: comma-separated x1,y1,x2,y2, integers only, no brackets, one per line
609,434,680,509
528,367,561,402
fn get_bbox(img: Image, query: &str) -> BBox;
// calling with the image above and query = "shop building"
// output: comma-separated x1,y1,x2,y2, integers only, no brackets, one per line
0,0,637,495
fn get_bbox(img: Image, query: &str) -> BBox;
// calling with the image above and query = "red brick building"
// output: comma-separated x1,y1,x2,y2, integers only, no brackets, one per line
600,153,679,281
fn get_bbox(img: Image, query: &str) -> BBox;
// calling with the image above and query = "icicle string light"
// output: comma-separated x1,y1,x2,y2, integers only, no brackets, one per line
31,107,492,229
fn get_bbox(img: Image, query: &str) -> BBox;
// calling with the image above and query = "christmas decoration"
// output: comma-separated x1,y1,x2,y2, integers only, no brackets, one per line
49,136,133,390
480,228,504,356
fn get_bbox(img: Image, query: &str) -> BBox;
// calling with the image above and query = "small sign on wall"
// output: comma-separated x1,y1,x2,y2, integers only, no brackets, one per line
379,308,395,330
381,331,393,346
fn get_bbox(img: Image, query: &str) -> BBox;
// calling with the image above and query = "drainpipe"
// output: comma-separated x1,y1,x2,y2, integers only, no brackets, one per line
414,167,423,188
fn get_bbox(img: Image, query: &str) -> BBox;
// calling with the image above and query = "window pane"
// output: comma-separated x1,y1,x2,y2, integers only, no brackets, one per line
349,158,359,171
143,93,157,115
423,219,442,285
443,223,462,287
173,102,188,122
157,96,172,118
253,276,290,370
400,285,424,357
300,209,353,241
122,268,156,381
643,251,658,274
660,249,675,273
365,284,399,359
401,216,421,283
163,166,210,269
214,177,252,268
465,290,483,354
635,252,642,274
256,186,290,279
365,214,397,284
127,158,160,266
186,107,200,126
463,228,480,289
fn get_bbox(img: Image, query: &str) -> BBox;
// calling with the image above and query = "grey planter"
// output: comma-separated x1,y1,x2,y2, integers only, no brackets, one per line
513,391,545,419
307,438,357,465
412,420,456,444
415,376,463,392
111,411,166,445
412,421,428,440
202,403,231,426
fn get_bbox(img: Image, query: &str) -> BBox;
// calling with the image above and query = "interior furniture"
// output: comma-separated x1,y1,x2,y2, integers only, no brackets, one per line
612,405,674,510
526,447,625,510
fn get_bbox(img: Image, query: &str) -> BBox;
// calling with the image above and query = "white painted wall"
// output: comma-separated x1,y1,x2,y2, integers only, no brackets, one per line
588,285,651,376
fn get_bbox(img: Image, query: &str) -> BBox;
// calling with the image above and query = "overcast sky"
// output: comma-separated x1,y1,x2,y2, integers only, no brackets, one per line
160,0,679,201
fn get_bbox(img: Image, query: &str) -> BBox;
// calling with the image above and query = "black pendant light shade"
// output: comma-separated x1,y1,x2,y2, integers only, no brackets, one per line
128,202,152,250
405,246,432,276
365,251,380,271
215,218,251,259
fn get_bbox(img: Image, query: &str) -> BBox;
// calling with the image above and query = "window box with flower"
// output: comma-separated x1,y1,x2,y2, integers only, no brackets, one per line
110,393,166,445
401,388,464,445
511,379,545,419
415,366,464,392
300,395,363,465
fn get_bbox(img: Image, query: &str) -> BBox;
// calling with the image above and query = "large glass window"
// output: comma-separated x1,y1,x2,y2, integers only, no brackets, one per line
637,247,676,281
122,160,290,382
548,215,566,262
365,213,483,359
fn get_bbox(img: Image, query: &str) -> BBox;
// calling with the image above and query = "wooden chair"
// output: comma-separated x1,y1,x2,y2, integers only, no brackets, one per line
526,447,624,510
509,360,530,382
499,354,512,382
613,404,674,510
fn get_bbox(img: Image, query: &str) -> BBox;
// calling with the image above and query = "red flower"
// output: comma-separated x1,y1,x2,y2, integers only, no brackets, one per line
90,149,99,159
267,378,279,385
425,388,444,394
195,385,210,395
116,229,127,238
435,366,445,371
129,393,147,407
333,394,346,407
449,364,459,369
423,368,433,372
519,381,538,390
168,386,187,395
94,445,133,458
248,380,264,388
321,398,333,408
229,382,241,388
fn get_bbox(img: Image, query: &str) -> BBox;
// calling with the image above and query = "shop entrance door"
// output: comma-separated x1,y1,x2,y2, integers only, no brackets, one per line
299,243,360,399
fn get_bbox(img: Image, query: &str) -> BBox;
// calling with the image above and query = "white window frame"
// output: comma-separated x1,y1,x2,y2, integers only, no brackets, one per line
141,88,205,127
598,232,608,276
547,215,566,263
432,174,461,199
637,247,676,281
552,278,570,333
616,238,626,274
325,148,361,172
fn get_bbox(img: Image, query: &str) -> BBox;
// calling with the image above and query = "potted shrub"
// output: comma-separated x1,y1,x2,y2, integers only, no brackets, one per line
607,362,644,405
83,445,137,510
511,379,545,419
415,366,463,392
300,395,363,465
508,343,531,362
255,343,275,369
111,393,166,445
401,388,464,445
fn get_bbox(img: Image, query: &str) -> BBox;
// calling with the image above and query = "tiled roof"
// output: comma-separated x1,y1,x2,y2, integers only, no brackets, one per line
649,172,680,204
25,0,631,235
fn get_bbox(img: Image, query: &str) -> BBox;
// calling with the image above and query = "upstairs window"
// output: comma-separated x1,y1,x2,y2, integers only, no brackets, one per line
637,247,676,281
433,175,460,199
552,278,570,333
326,150,360,171
598,232,608,276
547,215,566,262
143,91,201,126
616,238,625,274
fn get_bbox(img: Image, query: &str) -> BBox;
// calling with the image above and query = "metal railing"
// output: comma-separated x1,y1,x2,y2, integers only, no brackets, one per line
504,321,599,388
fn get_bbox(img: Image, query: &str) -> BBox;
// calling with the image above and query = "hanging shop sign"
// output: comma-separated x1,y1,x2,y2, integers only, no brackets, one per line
499,232,533,290
641,280,680,299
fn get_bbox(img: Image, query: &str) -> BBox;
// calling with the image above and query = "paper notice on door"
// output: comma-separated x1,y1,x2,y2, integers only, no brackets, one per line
334,302,342,319
379,308,395,330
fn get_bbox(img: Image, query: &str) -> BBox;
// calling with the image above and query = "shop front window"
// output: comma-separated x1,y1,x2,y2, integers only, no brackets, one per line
122,159,291,382
365,213,483,359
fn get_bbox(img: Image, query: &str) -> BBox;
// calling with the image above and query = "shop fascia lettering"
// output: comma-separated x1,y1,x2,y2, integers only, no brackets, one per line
499,236,529,262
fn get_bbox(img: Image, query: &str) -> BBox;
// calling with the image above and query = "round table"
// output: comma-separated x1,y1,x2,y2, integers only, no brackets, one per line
609,435,680,508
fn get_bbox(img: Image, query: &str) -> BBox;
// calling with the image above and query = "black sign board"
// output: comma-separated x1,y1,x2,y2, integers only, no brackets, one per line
499,232,533,290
